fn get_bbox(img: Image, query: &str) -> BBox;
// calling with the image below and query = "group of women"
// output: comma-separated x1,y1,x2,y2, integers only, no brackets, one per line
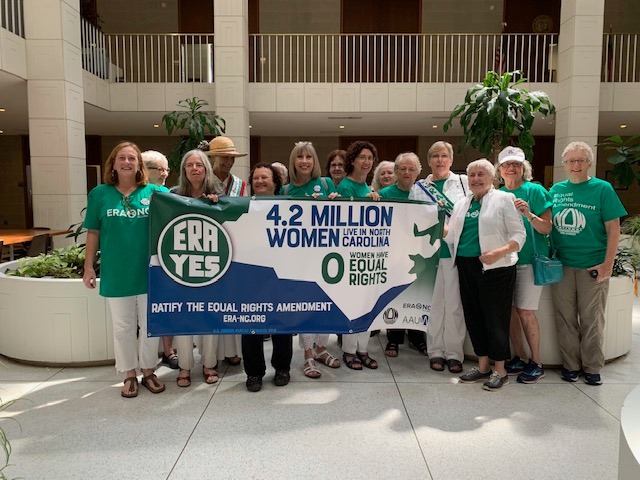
84,137,626,398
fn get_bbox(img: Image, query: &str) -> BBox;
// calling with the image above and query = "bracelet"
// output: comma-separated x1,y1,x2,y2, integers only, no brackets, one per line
528,213,536,221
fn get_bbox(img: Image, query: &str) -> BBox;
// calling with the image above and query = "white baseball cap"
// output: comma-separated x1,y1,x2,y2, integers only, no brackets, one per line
498,146,526,165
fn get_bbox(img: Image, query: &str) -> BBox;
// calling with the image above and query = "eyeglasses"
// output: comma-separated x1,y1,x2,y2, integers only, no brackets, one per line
356,154,374,161
154,167,170,173
398,167,418,173
563,159,588,165
501,162,522,169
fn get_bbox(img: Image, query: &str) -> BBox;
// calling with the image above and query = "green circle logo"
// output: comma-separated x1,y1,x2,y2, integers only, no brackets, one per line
158,214,232,287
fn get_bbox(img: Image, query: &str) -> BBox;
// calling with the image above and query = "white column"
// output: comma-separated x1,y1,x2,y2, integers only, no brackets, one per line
214,0,250,181
23,0,86,233
553,0,604,182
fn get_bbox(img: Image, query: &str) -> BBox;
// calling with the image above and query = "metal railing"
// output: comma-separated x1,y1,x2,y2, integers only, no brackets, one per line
0,0,24,38
81,24,215,83
249,33,558,83
603,33,640,82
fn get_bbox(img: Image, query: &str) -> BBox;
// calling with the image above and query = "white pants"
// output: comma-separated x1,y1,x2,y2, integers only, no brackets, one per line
427,258,466,361
342,332,370,354
299,334,329,350
216,334,242,360
175,335,218,370
107,295,159,372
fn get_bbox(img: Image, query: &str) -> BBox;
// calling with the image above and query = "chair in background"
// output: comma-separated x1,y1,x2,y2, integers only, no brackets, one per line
26,234,50,257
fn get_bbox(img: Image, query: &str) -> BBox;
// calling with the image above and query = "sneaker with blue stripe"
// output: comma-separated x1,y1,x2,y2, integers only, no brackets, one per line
505,355,526,375
517,360,545,384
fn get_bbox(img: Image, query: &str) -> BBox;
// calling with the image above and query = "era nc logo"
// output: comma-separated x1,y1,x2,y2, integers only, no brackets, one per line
157,214,232,287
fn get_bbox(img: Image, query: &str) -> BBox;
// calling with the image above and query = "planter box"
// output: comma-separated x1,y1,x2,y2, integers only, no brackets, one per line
0,260,114,366
464,275,635,366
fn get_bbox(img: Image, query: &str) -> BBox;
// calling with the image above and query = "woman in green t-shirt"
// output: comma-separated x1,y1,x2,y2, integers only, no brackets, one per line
281,142,341,380
337,140,381,370
379,152,426,358
496,146,552,385
549,142,627,386
83,141,166,398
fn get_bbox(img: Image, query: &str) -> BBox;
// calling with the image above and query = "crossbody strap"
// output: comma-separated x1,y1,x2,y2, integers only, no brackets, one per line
525,188,556,258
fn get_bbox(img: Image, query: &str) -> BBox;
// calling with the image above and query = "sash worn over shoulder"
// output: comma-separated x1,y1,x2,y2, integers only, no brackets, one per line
416,181,456,217
225,174,246,197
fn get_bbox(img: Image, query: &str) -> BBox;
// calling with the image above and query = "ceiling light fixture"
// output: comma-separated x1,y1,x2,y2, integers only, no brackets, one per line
0,130,4,134
432,125,438,129
620,124,627,129
339,125,345,129
0,108,5,112
153,124,159,128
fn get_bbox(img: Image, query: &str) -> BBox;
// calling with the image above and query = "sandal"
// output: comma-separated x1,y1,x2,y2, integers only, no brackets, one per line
356,352,378,369
314,350,341,368
385,342,399,358
121,376,138,398
176,372,191,388
410,342,429,356
141,373,165,394
303,358,322,378
203,367,219,384
447,359,463,374
343,353,363,370
430,357,445,372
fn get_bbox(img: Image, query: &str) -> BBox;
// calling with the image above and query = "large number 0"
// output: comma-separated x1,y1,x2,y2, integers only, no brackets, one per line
322,253,344,284
266,204,281,225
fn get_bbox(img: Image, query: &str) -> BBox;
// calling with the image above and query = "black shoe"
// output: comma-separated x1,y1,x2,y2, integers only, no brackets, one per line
161,352,179,370
273,370,290,387
263,335,271,341
246,376,263,392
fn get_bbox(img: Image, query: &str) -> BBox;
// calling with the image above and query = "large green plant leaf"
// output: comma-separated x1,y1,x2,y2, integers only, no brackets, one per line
443,70,556,161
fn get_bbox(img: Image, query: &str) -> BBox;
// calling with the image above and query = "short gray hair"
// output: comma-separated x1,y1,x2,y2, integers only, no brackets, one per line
394,152,422,174
467,158,495,178
562,141,594,164
141,150,168,167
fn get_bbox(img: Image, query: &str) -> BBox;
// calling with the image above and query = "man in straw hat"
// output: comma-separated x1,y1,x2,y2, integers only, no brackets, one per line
197,136,247,365
199,136,248,197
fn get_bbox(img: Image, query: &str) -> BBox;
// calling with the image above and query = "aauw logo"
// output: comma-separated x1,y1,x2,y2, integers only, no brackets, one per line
158,214,232,287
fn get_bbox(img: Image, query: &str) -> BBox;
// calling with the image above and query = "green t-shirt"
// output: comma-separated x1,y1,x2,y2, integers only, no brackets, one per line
432,178,452,259
457,200,481,257
550,177,627,269
337,177,372,198
500,181,552,265
379,184,410,200
84,183,167,297
280,177,336,197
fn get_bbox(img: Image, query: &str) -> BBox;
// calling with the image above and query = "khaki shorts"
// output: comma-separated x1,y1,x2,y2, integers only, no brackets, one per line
513,264,543,310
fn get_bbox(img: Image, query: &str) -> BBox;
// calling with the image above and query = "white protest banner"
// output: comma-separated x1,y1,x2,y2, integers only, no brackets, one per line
148,192,442,335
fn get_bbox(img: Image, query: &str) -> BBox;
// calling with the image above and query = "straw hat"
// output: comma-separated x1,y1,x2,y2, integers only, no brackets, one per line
198,137,247,157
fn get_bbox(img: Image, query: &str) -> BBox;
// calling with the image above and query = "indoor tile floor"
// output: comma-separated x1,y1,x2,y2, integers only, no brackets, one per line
1,296,638,480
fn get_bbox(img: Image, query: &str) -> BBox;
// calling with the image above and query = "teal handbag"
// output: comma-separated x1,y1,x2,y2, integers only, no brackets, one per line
528,219,563,286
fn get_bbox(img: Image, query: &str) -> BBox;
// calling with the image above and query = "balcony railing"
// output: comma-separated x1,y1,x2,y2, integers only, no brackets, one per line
249,33,558,83
603,33,640,82
81,23,215,83
0,0,24,38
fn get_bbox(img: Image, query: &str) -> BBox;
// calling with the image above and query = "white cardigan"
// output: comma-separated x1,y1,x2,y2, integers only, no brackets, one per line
446,187,526,271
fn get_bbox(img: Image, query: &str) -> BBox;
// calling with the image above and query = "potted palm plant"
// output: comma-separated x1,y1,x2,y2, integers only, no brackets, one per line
162,97,226,172
444,70,556,162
